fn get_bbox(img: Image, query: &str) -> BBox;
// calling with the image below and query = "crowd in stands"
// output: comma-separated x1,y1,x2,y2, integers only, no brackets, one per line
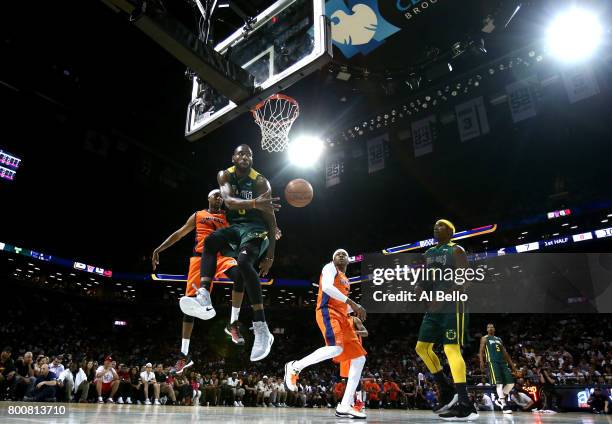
0,280,610,414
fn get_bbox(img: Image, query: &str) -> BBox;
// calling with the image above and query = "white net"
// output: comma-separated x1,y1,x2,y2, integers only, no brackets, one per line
252,94,300,152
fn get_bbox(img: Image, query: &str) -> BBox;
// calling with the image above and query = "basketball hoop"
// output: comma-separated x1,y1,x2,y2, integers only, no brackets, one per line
251,94,300,152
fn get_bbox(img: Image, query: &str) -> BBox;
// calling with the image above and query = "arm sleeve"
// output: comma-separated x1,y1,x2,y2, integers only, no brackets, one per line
321,262,348,303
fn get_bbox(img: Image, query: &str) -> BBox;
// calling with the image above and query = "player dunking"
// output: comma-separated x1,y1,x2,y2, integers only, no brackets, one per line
284,249,368,419
415,219,479,421
152,190,246,372
479,323,516,414
200,144,280,362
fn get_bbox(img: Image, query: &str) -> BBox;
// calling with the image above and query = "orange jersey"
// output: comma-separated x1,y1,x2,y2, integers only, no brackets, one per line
192,209,228,255
316,263,350,315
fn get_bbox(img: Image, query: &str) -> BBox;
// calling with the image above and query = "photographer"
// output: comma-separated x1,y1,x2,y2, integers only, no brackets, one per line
537,366,561,412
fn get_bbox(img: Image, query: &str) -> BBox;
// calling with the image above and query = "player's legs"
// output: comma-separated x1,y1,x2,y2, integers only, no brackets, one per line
337,355,366,417
235,237,274,361
224,266,245,345
180,256,216,320
181,314,194,355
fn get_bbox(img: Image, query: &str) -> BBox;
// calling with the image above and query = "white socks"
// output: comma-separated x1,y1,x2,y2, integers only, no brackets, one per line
294,346,343,371
341,355,366,409
181,338,190,355
231,307,240,323
503,383,514,396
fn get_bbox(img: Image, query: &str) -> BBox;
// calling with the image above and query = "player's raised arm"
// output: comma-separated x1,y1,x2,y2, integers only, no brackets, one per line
217,170,280,213
152,213,196,270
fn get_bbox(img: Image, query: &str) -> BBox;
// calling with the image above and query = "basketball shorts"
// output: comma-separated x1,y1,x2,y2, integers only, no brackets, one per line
186,254,237,296
214,222,270,260
316,308,367,365
487,361,514,385
417,302,468,345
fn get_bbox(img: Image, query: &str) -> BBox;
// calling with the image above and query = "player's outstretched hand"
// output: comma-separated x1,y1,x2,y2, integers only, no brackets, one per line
351,302,367,322
259,256,274,277
254,190,281,214
152,249,160,270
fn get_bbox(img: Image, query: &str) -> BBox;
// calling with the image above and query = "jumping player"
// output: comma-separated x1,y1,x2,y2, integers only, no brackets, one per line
152,190,246,372
200,144,280,362
479,323,516,414
284,249,367,419
415,219,479,421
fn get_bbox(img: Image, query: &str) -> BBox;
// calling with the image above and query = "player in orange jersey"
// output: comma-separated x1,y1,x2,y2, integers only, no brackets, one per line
152,190,245,372
337,313,368,412
284,249,367,419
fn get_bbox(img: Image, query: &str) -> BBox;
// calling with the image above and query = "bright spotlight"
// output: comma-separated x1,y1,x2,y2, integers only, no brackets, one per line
288,136,324,167
546,8,603,62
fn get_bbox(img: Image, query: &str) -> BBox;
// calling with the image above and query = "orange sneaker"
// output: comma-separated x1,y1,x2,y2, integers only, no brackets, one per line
354,400,365,412
283,361,300,392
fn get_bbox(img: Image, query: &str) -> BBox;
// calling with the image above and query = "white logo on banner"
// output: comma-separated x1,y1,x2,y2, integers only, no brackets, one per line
562,65,600,104
367,135,386,174
572,232,593,242
411,115,436,157
595,228,612,239
515,242,540,253
455,97,490,142
325,151,345,188
506,77,539,123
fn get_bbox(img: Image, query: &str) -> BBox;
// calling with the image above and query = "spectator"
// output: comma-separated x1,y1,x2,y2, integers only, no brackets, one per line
383,379,401,408
227,371,244,407
243,374,257,406
84,360,96,402
256,375,272,407
140,363,160,405
403,380,416,410
95,356,120,404
587,387,609,414
24,363,57,402
173,373,192,405
154,364,176,405
203,373,219,406
510,388,535,411
538,366,561,411
116,363,133,404
13,351,35,400
128,366,142,404
0,347,16,401
48,355,65,380
333,379,346,406
70,359,90,403
190,372,202,406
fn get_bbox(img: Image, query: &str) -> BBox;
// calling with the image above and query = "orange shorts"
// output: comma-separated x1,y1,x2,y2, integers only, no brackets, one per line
316,308,367,365
186,254,237,296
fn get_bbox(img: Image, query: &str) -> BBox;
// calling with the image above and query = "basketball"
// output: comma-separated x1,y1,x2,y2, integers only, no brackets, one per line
285,178,313,207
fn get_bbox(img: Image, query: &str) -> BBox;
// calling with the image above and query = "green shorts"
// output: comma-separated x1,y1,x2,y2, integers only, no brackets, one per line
417,302,468,345
487,361,514,385
214,222,269,259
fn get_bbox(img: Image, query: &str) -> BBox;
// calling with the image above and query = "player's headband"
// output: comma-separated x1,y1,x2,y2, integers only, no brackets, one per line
436,219,456,235
208,189,221,198
333,249,349,260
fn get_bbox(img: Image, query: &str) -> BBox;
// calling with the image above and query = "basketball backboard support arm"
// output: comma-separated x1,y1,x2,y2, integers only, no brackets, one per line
185,0,332,141
100,0,255,103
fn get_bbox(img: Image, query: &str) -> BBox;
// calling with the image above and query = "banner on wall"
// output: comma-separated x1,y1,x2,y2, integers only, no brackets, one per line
562,65,600,104
506,77,539,123
367,134,386,174
325,150,345,187
411,115,436,157
455,97,490,142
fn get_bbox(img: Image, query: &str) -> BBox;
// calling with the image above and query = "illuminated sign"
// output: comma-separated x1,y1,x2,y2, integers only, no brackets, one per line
30,251,52,262
0,166,17,181
74,261,112,277
113,320,127,326
542,237,570,248
547,209,571,219
595,227,612,239
515,242,540,253
0,150,21,169
0,242,5,251
523,385,538,402
572,232,593,242
349,254,364,263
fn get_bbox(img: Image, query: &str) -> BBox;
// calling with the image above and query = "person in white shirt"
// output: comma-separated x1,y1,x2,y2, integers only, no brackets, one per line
48,355,65,385
284,249,367,419
273,377,287,407
511,390,535,411
96,356,120,404
140,363,160,405
256,376,272,406
227,372,244,406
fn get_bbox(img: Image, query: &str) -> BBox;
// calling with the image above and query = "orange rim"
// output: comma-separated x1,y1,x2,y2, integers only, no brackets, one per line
251,93,299,117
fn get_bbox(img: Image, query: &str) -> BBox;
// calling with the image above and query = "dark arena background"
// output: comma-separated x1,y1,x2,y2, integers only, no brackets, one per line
1,0,611,423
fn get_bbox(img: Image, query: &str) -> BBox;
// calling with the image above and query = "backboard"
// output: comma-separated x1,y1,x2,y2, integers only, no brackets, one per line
185,0,331,141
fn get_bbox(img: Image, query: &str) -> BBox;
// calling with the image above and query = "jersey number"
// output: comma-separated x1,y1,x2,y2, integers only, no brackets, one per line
495,345,501,352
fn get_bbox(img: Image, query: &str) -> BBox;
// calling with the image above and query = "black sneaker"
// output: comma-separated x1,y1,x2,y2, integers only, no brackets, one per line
439,400,479,421
502,404,513,414
224,321,245,345
433,392,458,414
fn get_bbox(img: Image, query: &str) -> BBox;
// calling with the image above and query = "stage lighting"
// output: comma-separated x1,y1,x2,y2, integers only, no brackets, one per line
546,8,603,61
288,136,324,168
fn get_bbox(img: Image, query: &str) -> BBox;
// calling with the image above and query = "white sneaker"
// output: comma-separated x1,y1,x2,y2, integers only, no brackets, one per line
238,401,244,407
126,397,132,404
336,404,366,419
234,401,239,407
494,398,505,410
117,397,124,404
179,287,216,320
284,361,300,391
98,397,104,404
154,399,161,405
145,399,151,405
250,321,274,361
106,398,114,404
